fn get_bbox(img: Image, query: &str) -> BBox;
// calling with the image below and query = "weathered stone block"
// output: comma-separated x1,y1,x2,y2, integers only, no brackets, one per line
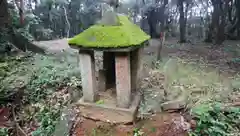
130,48,143,92
77,92,141,124
79,51,98,102
161,99,186,112
115,53,131,108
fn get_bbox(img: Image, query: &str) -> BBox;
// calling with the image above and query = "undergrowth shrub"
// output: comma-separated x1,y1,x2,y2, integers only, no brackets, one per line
31,105,62,136
0,52,81,135
189,103,240,136
0,128,9,136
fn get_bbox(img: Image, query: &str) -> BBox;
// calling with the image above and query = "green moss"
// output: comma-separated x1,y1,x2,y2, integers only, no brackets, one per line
68,15,150,48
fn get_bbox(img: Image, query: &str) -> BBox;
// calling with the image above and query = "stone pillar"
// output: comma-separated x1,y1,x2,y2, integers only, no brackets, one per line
130,48,143,92
103,52,115,89
115,52,131,108
79,51,98,102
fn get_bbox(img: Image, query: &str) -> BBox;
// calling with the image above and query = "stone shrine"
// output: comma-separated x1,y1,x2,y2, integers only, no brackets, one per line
68,12,150,123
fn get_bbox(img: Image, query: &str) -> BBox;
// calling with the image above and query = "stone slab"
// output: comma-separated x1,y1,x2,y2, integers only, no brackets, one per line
69,41,148,52
76,92,141,124
161,99,186,111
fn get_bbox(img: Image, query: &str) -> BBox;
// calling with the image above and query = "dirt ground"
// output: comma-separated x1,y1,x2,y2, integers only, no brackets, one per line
34,38,239,136
72,113,189,136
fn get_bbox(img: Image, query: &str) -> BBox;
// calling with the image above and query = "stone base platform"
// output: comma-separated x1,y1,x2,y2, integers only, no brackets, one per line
76,91,141,124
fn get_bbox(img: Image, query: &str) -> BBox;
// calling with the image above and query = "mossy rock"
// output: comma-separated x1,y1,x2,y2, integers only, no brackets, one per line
68,14,150,48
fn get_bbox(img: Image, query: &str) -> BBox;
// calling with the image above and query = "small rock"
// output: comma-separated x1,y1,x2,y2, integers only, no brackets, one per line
190,120,197,129
0,108,10,128
173,116,191,131
161,99,186,111
98,10,119,26
53,107,77,136
96,121,108,128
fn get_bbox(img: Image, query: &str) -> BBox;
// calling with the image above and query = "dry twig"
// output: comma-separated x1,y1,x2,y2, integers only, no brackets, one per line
12,106,28,136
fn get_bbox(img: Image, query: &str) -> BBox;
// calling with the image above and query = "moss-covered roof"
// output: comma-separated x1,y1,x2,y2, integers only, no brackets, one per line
68,14,150,48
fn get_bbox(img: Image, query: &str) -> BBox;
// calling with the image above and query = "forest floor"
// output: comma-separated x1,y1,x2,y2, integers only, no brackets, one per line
1,38,240,136
72,38,240,136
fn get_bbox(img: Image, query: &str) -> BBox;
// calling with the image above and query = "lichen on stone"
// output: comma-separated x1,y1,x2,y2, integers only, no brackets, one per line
68,14,150,48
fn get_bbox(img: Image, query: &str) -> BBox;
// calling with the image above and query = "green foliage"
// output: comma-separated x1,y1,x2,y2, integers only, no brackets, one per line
0,27,12,53
224,45,240,57
0,6,42,53
0,53,81,104
189,103,240,136
32,105,62,136
34,28,54,41
232,57,240,63
0,128,9,136
9,7,40,41
0,52,81,135
0,55,30,103
96,100,104,105
133,128,144,136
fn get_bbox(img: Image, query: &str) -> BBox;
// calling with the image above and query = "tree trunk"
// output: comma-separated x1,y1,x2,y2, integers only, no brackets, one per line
0,0,11,53
157,0,168,60
0,0,45,53
15,0,24,25
206,0,223,44
235,0,240,38
205,0,213,42
109,0,119,11
212,0,228,45
178,0,186,43
0,0,10,28
213,3,221,44
216,2,228,44
205,23,213,42
63,6,70,38
19,0,24,25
